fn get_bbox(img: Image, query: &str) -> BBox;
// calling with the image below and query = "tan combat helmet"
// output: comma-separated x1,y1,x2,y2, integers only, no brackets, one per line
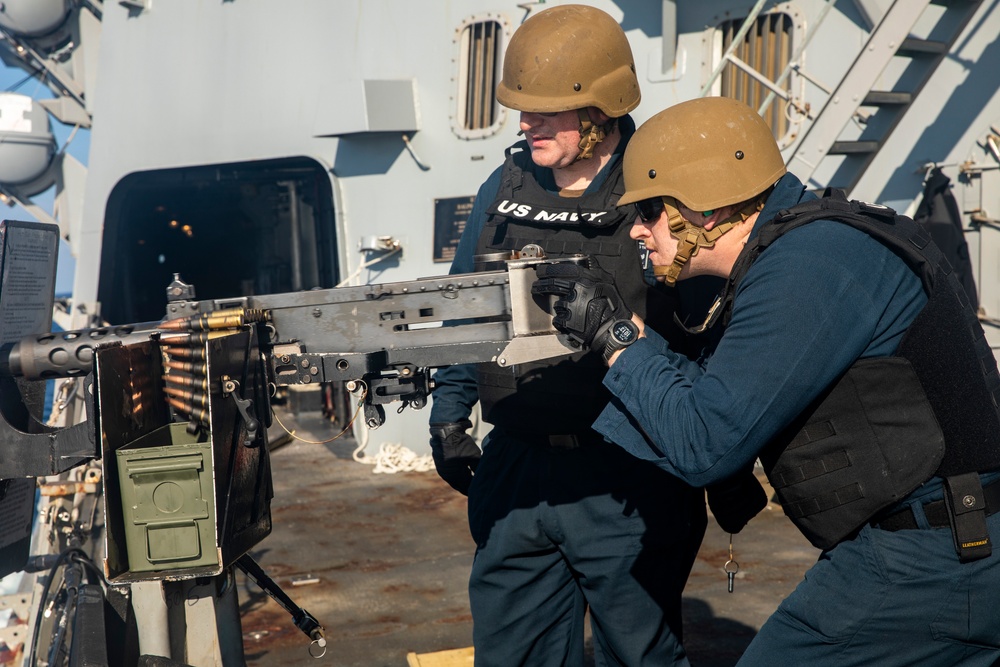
496,4,640,159
619,97,787,283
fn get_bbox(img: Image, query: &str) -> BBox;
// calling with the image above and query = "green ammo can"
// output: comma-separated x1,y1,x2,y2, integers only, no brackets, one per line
116,423,219,573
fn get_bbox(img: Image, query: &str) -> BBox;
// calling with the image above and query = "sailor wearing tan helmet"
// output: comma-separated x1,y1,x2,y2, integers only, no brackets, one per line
534,96,1000,666
429,6,712,666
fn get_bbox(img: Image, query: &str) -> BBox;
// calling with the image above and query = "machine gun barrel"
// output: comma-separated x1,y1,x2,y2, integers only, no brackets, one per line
0,322,166,381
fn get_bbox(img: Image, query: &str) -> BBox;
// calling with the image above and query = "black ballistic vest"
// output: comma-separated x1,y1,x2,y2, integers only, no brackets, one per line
724,190,1000,549
474,143,684,434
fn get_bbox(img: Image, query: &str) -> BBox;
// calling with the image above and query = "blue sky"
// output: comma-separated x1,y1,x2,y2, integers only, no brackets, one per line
0,62,90,295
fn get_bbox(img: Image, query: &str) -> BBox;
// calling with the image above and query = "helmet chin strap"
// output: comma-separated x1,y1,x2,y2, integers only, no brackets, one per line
653,197,764,284
576,109,614,160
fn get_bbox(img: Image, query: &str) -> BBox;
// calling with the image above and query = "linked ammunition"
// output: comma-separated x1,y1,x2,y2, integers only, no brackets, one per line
165,359,207,375
162,345,207,361
162,331,229,345
158,308,266,332
163,372,209,393
167,396,210,425
163,385,209,409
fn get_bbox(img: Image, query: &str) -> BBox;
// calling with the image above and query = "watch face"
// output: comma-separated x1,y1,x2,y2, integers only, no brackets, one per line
612,320,637,345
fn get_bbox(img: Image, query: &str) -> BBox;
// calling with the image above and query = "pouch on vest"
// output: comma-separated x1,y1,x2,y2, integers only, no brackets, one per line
760,357,946,550
944,472,993,562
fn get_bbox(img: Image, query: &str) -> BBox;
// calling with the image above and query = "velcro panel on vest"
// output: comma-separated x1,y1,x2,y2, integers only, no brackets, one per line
761,357,945,550
898,275,1000,476
485,147,628,229
782,483,865,523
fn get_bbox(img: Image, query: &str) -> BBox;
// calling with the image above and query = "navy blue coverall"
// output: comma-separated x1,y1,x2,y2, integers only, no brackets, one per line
430,119,707,667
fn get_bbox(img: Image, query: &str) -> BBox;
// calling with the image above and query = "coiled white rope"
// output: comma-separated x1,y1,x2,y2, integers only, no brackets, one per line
351,441,435,474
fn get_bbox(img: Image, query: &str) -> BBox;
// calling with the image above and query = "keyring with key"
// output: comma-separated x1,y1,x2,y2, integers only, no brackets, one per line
724,534,740,593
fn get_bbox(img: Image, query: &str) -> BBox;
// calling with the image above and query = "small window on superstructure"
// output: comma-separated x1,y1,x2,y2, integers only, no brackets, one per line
718,11,795,144
454,16,508,139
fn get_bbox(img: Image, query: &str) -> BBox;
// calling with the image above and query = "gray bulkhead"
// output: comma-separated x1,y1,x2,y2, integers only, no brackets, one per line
6,0,1000,454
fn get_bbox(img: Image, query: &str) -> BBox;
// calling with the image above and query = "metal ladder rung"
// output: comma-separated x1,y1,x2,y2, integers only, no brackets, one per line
898,38,949,55
788,0,986,192
862,91,913,105
829,141,881,154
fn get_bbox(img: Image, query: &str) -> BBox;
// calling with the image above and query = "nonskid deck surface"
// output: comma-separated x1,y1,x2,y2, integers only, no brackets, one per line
241,412,817,667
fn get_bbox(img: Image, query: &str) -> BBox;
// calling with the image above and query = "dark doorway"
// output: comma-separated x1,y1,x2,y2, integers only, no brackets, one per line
98,157,337,325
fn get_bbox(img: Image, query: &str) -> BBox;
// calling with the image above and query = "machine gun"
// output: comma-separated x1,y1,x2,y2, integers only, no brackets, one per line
0,241,579,473
0,221,581,666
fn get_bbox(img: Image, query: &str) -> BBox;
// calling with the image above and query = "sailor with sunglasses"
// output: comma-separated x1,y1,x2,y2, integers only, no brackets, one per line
533,96,1000,666
426,6,718,666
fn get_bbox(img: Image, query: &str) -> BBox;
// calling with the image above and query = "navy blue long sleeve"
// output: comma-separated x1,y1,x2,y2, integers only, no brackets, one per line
593,174,927,487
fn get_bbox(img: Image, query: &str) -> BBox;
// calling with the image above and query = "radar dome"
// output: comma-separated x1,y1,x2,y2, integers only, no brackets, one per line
0,93,56,186
0,0,72,38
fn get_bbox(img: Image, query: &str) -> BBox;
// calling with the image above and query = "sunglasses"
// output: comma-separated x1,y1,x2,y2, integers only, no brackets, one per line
635,197,714,224
634,197,665,223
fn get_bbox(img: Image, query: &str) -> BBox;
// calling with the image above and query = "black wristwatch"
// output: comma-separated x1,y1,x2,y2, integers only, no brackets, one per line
602,319,639,362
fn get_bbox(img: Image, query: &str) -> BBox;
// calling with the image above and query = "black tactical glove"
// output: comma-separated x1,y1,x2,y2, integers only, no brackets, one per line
531,262,632,352
705,467,769,534
429,419,481,496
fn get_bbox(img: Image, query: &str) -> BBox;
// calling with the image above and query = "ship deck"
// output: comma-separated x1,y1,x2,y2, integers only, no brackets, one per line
238,411,819,667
